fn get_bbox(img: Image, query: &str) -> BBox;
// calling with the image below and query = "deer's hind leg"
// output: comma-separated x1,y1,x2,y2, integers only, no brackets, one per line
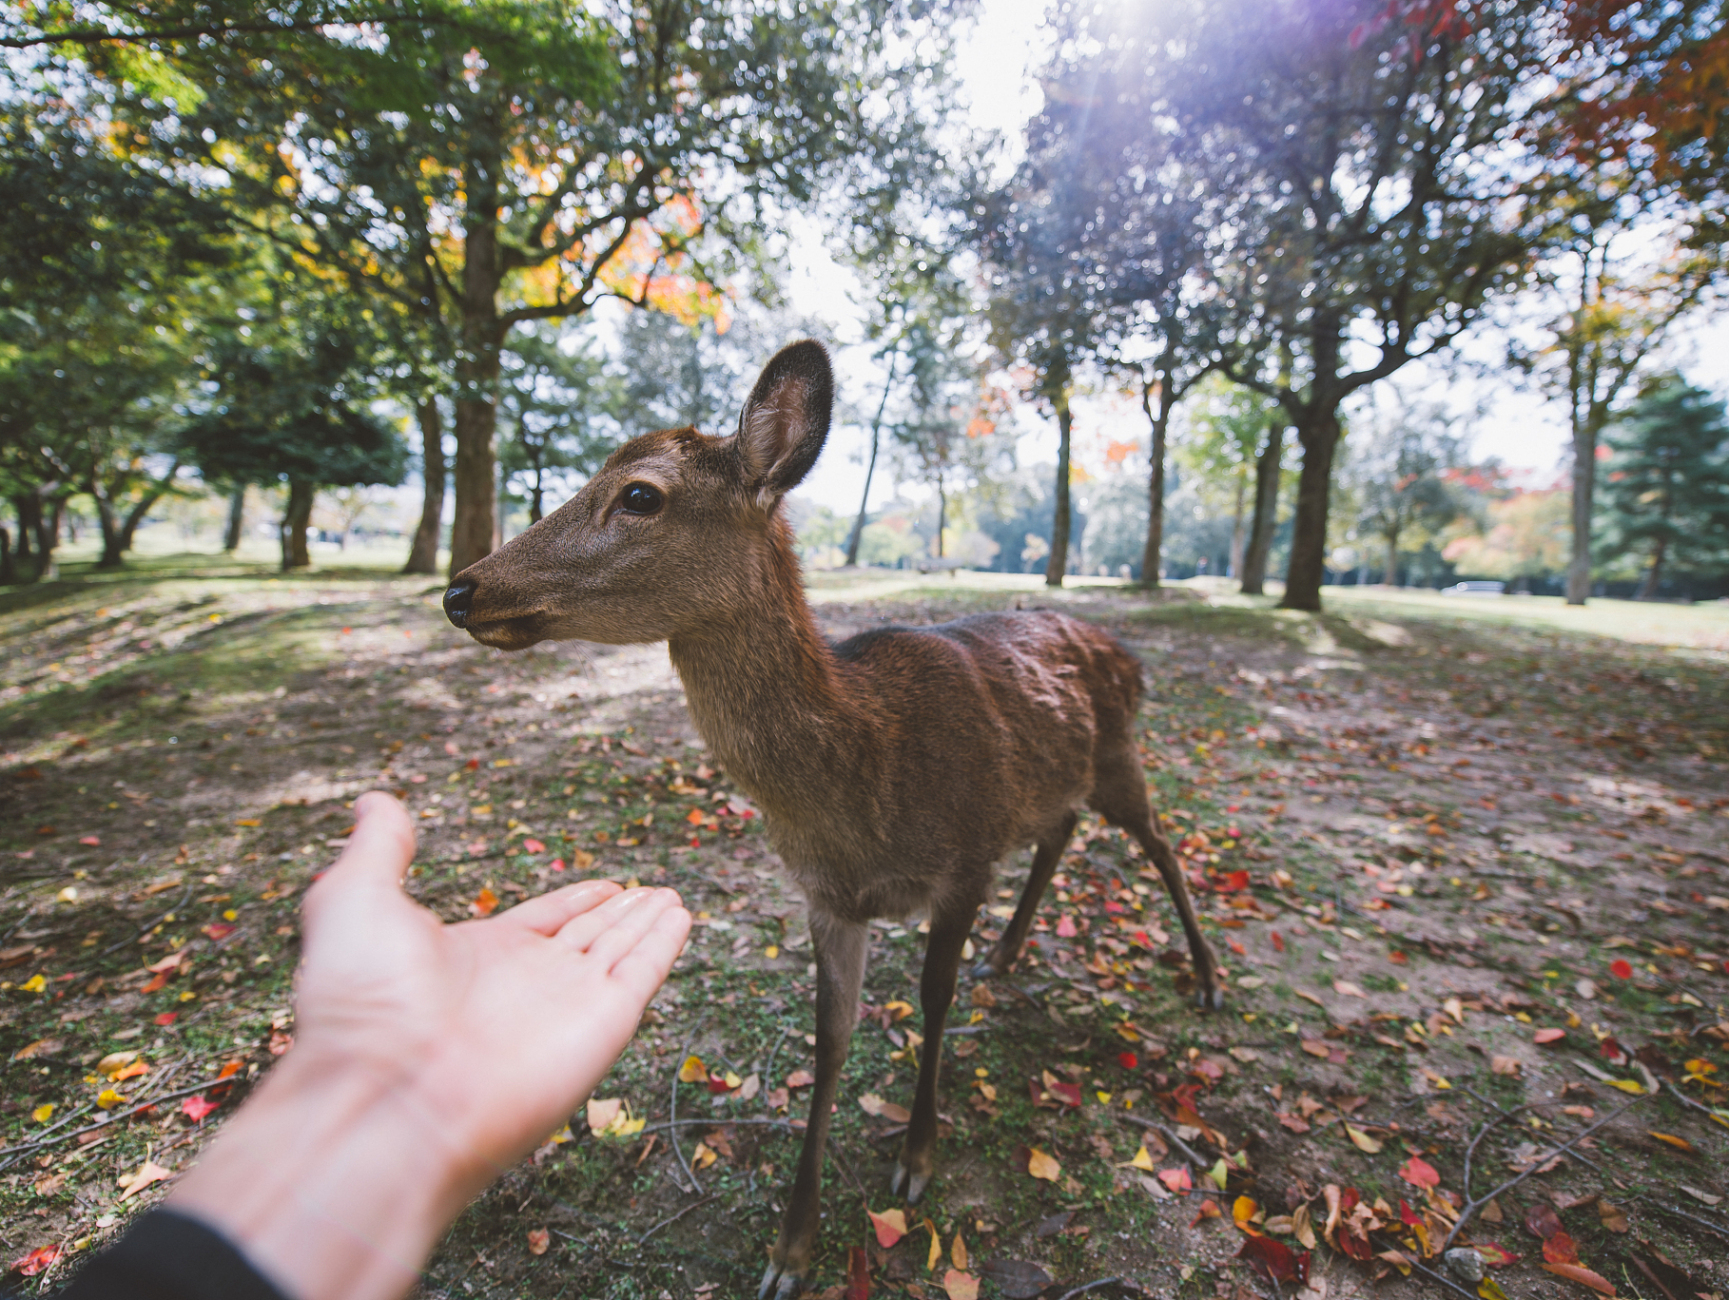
1091,750,1222,1010
972,811,1078,979
891,893,978,1205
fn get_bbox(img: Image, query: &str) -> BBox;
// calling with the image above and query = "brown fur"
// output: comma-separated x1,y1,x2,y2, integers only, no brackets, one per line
446,341,1219,1297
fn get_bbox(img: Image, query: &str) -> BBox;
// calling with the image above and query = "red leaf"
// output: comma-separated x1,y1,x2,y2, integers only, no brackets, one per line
1219,870,1250,892
470,888,499,917
10,1245,61,1277
1524,1202,1563,1241
522,838,545,854
549,858,566,872
1542,1231,1581,1266
1118,1052,1138,1070
202,922,236,941
1534,1028,1566,1044
1237,1235,1308,1284
1270,930,1285,952
153,1012,177,1026
1055,915,1078,938
845,1245,871,1300
140,972,169,994
181,1094,219,1122
1609,959,1633,980
79,835,100,846
1048,1081,1082,1108
1398,1155,1440,1188
1158,1167,1192,1194
1476,1243,1518,1267
465,758,480,770
1542,1262,1617,1296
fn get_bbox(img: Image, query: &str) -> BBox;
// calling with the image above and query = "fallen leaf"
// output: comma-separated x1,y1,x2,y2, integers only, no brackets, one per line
1534,1028,1566,1044
1344,1124,1382,1154
202,922,236,941
1129,1145,1156,1171
117,1159,172,1200
941,1269,979,1300
859,1094,911,1122
1542,1230,1581,1266
1232,1195,1261,1234
1398,1155,1440,1188
80,835,100,846
951,1233,968,1271
31,1103,53,1123
1478,1278,1512,1300
10,1245,61,1277
19,973,46,994
1291,1203,1318,1250
679,1055,709,1083
470,888,499,917
1056,915,1078,938
153,1012,177,1026
527,1228,550,1256
1608,959,1633,980
1596,1200,1628,1233
868,1208,907,1248
785,1068,814,1089
522,838,545,853
1300,1039,1331,1058
1333,980,1366,998
1190,1198,1223,1227
1490,1056,1522,1077
1477,1243,1518,1266
1158,1167,1192,1194
1118,1051,1138,1069
1680,1184,1723,1206
1524,1203,1564,1241
1027,1148,1061,1181
1541,1262,1617,1296
1648,1131,1694,1153
978,1261,1052,1300
690,1141,718,1170
181,1094,219,1122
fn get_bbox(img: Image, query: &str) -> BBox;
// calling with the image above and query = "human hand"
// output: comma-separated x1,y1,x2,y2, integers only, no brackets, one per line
170,792,690,1300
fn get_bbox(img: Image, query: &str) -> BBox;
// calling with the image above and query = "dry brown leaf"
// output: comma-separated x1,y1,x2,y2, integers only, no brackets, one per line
1027,1148,1061,1181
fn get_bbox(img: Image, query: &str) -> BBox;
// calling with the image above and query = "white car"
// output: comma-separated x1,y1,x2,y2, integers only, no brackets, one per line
1441,581,1505,597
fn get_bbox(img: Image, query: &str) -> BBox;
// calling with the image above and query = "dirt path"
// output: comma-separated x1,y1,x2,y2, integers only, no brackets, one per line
2,564,1726,1299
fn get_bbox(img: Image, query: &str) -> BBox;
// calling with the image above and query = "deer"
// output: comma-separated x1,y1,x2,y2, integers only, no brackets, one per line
441,340,1221,1299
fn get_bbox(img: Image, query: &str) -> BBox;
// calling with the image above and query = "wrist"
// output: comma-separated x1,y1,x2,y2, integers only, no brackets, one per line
170,1048,473,1300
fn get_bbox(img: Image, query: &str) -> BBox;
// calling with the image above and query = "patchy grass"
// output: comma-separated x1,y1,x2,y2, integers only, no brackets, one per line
3,557,1728,1300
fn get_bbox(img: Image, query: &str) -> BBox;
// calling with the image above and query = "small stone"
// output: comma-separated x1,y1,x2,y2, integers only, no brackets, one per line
1444,1248,1484,1283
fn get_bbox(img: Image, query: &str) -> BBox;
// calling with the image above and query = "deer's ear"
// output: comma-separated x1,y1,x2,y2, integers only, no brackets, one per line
736,339,833,502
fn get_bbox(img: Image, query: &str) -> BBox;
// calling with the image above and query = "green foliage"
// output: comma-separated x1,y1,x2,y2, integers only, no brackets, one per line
1598,375,1729,592
497,326,619,521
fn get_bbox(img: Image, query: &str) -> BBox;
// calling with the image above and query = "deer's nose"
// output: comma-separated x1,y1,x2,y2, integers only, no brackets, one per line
443,580,476,628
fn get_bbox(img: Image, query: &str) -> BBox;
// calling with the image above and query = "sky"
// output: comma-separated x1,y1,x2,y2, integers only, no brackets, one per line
771,0,1729,519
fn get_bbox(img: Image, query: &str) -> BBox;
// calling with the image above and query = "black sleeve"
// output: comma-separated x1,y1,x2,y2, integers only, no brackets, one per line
54,1209,292,1300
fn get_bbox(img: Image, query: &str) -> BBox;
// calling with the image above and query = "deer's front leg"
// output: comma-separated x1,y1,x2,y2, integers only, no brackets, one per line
891,900,975,1205
761,913,867,1300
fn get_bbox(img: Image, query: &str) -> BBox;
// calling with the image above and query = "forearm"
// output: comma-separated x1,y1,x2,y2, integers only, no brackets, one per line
168,1053,477,1300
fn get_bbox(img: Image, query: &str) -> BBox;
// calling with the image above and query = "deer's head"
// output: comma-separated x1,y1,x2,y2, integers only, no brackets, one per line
442,339,833,649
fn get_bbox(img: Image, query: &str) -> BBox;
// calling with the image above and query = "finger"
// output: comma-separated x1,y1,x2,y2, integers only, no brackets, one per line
604,904,693,1003
502,879,621,936
304,792,416,920
553,886,676,955
572,887,683,968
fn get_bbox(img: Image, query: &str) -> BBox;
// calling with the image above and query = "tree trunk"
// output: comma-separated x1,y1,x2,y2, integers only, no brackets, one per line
935,477,946,558
845,352,898,567
1384,525,1401,587
1228,468,1247,579
31,493,57,578
404,399,446,574
1046,386,1074,588
449,141,506,579
281,480,315,570
1637,534,1667,600
224,483,246,552
1241,418,1284,596
13,498,33,570
1566,415,1597,606
0,526,12,585
116,459,179,557
1139,378,1174,587
1280,408,1343,612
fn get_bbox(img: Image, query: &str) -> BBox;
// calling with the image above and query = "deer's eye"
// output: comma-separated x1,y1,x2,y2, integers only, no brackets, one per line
620,483,664,516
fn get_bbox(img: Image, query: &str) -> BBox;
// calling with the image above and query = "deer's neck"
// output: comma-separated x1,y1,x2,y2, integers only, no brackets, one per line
667,528,869,828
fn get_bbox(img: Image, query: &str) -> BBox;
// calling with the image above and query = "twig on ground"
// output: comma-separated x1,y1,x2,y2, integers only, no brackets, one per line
1633,1194,1729,1242
1121,1113,1208,1169
1443,1091,1650,1252
1461,1086,1605,1174
1055,1277,1123,1300
636,1192,718,1244
0,1071,249,1166
101,883,194,956
1659,1076,1729,1131
1396,1249,1484,1300
640,1118,800,1135
667,1043,700,1194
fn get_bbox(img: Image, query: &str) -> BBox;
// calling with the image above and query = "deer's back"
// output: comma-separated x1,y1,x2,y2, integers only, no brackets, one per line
797,609,1143,921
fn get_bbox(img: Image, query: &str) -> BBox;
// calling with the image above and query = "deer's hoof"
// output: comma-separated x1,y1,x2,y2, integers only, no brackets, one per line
1196,984,1224,1011
760,1261,807,1300
890,1160,933,1205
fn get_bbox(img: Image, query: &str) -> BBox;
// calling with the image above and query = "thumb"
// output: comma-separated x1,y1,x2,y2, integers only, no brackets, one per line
303,791,417,925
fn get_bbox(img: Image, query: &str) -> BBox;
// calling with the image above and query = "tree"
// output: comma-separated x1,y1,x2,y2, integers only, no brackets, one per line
497,327,618,523
1344,396,1469,586
1513,205,1719,604
1442,487,1570,585
1177,379,1282,581
1598,376,1729,598
53,0,949,577
1062,0,1563,611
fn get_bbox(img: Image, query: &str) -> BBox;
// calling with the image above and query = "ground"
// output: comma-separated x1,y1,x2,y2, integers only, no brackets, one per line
2,553,1728,1300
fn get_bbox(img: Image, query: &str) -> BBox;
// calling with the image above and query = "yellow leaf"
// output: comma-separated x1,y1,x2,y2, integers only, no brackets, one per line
765,945,780,959
1206,1158,1230,1191
1345,1124,1383,1154
690,1142,717,1170
1027,1148,1061,1181
678,1055,708,1083
1605,1079,1647,1094
20,974,46,994
31,1103,53,1123
884,1000,915,1021
1130,1145,1156,1171
234,818,260,827
1478,1279,1511,1300
926,1218,942,1271
117,1160,172,1200
952,1232,968,1271
1232,1196,1261,1233
586,1097,623,1136
95,1088,127,1110
723,1071,743,1090
1292,1203,1318,1250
